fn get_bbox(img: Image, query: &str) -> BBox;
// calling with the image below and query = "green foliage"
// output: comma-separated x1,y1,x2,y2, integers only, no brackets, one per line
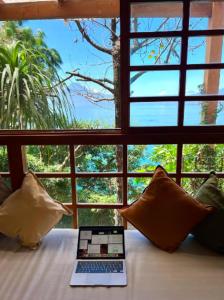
26,145,70,172
128,177,149,204
77,178,117,204
0,21,62,77
24,144,122,226
40,178,71,203
78,209,115,226
127,143,224,199
150,144,177,172
151,144,224,195
127,144,177,202
76,145,118,172
128,145,148,172
0,22,73,129
0,146,8,172
69,119,112,130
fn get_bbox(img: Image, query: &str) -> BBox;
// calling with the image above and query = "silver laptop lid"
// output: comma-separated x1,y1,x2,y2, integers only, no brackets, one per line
77,226,125,260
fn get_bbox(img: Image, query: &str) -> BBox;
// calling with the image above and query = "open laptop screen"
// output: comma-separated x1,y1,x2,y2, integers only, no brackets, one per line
77,226,125,259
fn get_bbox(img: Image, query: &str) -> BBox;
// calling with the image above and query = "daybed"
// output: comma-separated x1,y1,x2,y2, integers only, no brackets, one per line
0,229,224,300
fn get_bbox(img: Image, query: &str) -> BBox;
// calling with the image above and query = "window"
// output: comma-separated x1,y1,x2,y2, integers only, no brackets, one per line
128,0,224,128
0,17,120,130
1,0,224,228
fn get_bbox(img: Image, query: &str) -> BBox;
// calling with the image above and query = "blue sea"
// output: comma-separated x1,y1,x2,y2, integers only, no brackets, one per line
72,95,224,128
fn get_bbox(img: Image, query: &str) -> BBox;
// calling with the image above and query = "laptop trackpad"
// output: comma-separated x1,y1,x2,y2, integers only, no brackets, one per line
87,273,111,285
70,272,126,286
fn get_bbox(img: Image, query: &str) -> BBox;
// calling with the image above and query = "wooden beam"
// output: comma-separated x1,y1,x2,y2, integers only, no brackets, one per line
204,2,224,94
131,2,212,18
0,0,120,20
203,2,224,124
0,0,56,3
7,144,26,190
0,0,213,20
190,2,212,18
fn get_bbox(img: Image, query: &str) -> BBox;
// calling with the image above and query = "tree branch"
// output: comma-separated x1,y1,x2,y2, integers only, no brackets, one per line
155,38,175,64
131,38,157,55
58,144,82,171
74,20,112,55
51,69,79,88
131,18,170,55
67,71,114,94
91,19,118,39
98,78,114,85
130,38,178,86
130,19,182,85
164,38,176,64
75,91,114,104
130,71,146,85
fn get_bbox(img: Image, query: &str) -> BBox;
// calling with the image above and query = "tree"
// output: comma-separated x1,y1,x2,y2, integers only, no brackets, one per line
0,21,73,129
0,21,62,75
66,18,182,127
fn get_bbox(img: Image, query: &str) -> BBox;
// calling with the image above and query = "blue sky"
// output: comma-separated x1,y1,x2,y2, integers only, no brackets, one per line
25,19,224,96
26,19,113,80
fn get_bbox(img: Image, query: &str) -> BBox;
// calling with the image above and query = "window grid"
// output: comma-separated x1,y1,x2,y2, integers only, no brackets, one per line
3,141,224,228
1,0,224,228
127,0,224,131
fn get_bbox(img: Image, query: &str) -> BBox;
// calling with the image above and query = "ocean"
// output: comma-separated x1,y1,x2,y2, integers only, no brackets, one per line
72,95,224,128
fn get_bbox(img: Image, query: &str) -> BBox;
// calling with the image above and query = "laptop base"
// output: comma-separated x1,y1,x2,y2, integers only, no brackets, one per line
70,260,127,286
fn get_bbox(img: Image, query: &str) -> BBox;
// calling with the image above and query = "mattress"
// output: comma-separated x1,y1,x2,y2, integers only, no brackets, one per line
0,229,223,300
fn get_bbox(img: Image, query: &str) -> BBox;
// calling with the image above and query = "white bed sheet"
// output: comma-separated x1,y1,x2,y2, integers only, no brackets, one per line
0,229,224,300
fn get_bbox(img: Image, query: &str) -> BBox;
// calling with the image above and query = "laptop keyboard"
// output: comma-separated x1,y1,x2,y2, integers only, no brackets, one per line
76,261,123,273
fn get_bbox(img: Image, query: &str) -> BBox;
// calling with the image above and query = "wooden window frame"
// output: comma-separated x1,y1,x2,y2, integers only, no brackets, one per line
1,0,224,228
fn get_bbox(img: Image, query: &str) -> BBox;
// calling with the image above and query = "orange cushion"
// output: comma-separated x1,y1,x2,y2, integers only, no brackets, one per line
119,166,213,252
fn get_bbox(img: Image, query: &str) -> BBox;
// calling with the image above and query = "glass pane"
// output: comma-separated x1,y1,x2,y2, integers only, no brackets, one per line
26,145,70,172
181,178,205,195
130,71,180,97
130,37,181,66
76,177,122,204
78,209,122,227
186,69,224,96
190,1,224,30
55,215,73,228
184,100,224,125
128,144,177,172
65,18,119,129
0,18,120,130
188,36,224,64
182,144,224,172
0,146,8,172
39,178,72,202
128,175,177,204
131,2,183,32
182,177,224,196
75,145,122,172
128,177,150,204
130,102,178,127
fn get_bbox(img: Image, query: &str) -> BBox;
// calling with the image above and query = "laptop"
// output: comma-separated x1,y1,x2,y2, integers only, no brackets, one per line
70,226,127,286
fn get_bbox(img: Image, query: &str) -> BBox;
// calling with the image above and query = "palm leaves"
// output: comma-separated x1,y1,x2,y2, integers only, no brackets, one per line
0,40,73,129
